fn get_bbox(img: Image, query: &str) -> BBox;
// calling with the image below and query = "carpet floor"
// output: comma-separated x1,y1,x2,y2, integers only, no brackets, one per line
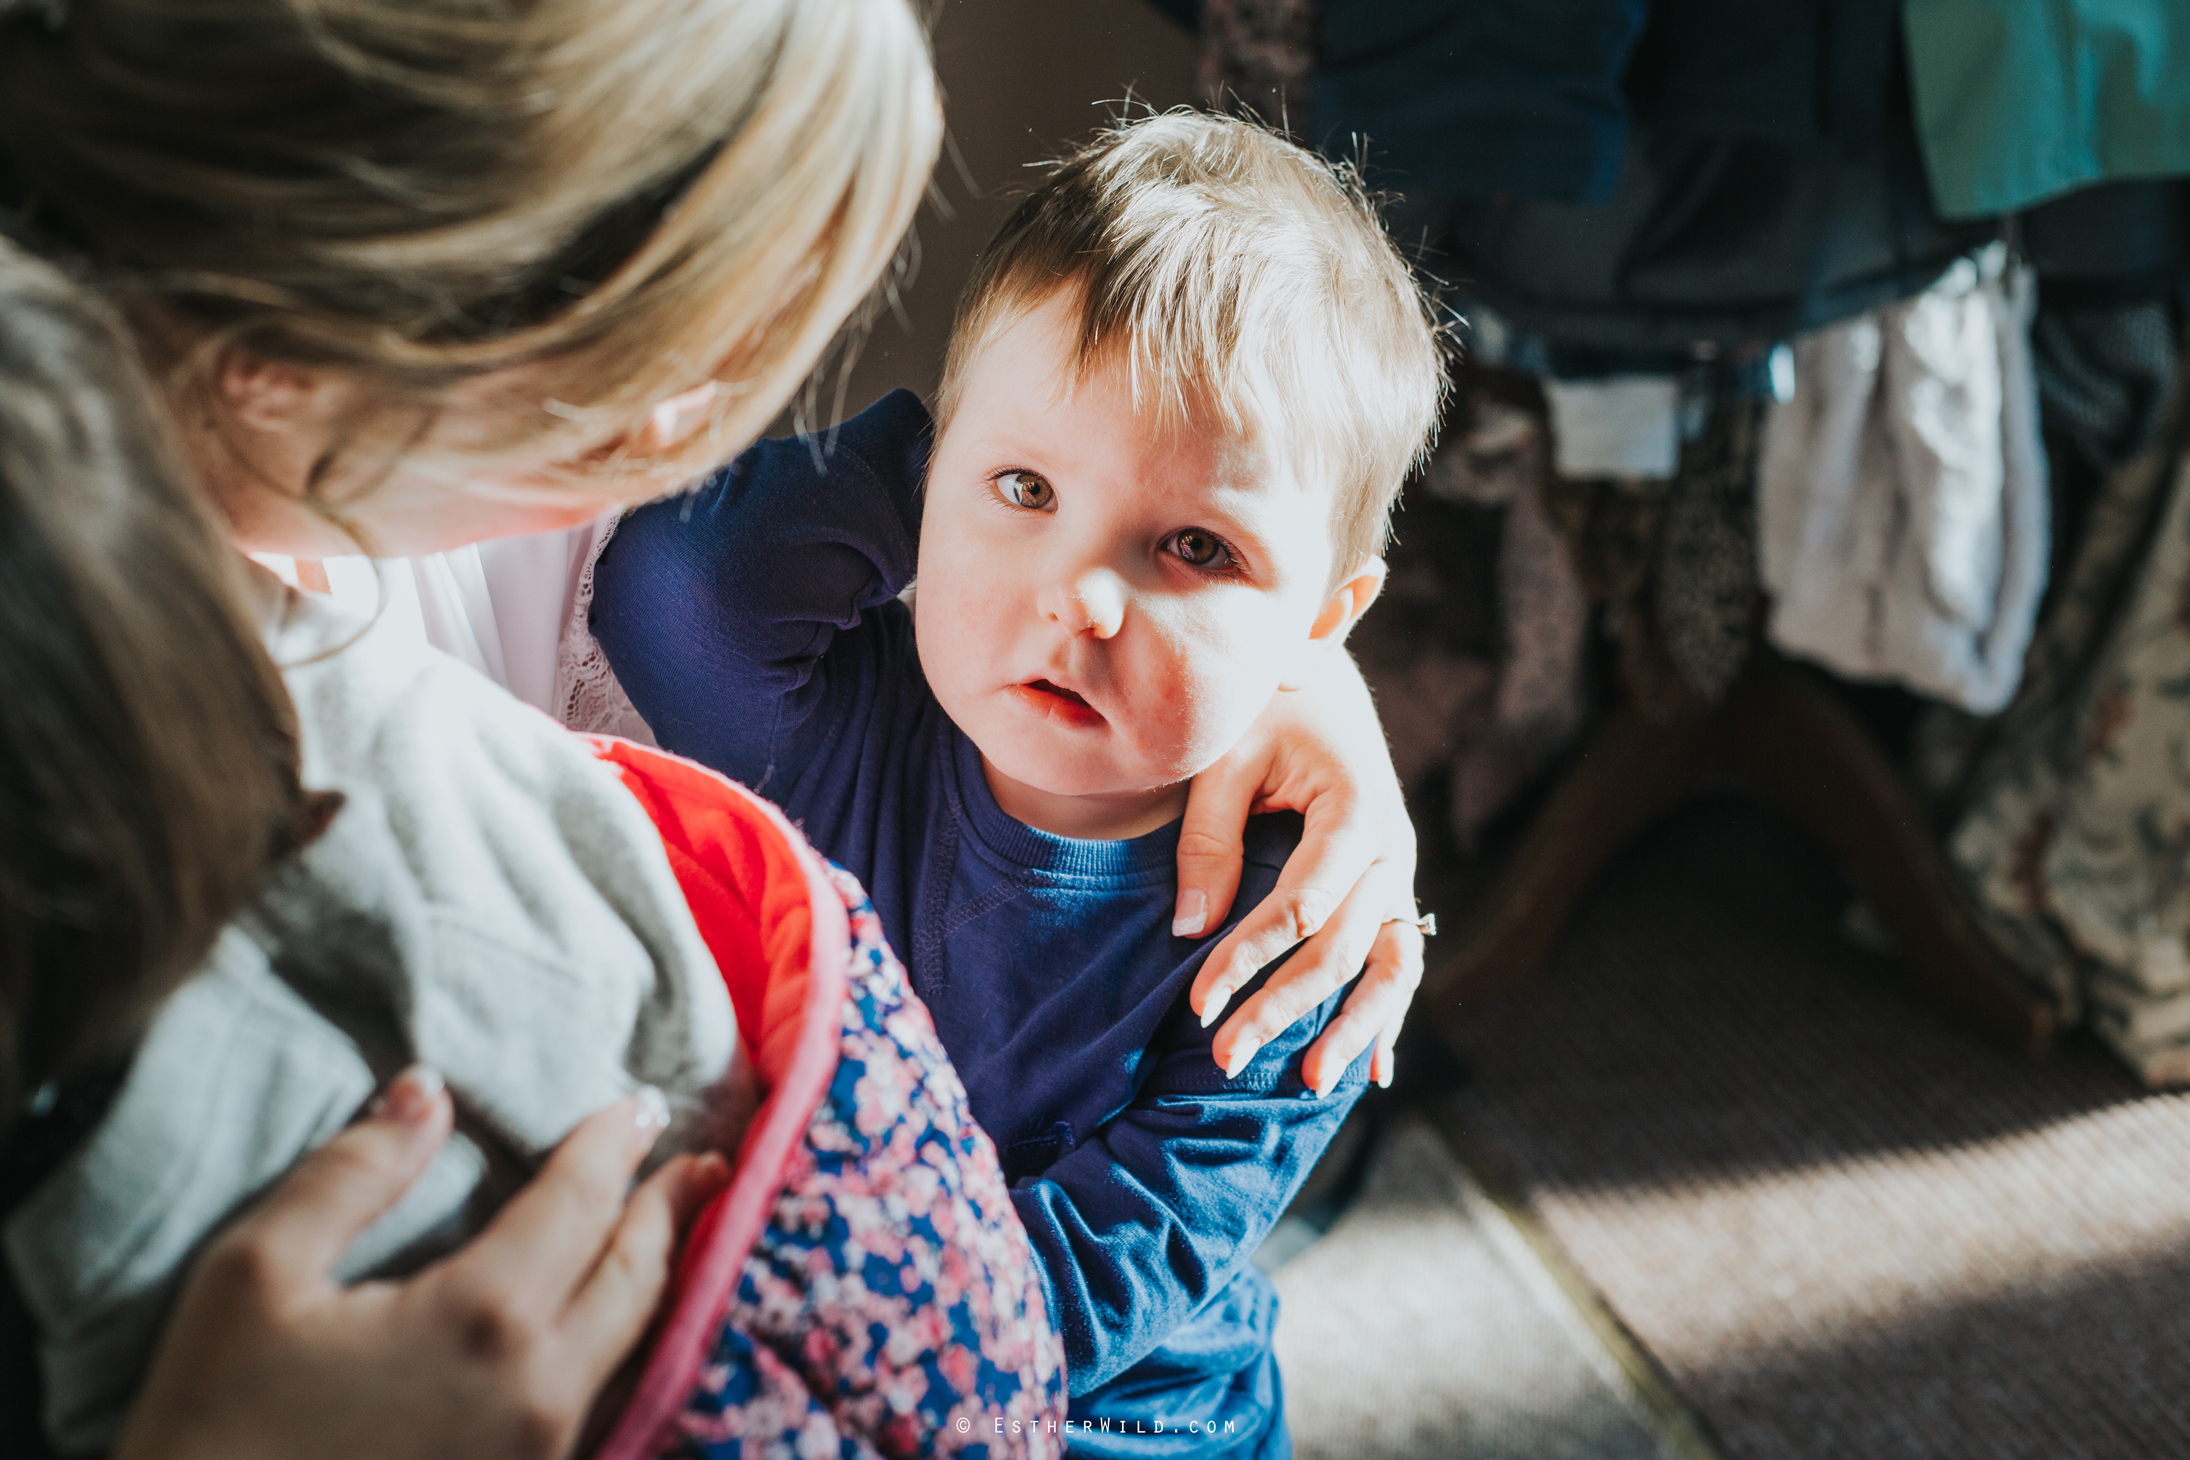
1270,1112,1704,1460
1435,797,2190,1460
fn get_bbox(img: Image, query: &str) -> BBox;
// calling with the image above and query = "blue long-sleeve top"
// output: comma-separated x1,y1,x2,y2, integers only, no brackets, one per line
590,389,1366,1457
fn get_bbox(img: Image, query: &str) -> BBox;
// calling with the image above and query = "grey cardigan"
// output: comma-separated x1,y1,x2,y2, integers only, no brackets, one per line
4,569,739,1452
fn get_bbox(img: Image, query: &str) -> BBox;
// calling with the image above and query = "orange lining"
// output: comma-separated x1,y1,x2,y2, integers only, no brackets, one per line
582,737,852,1460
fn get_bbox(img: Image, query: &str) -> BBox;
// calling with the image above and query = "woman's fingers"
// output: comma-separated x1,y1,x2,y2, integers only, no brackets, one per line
454,1090,672,1324
1208,862,1411,1091
1213,913,1422,1095
1373,1015,1402,1090
560,1151,730,1378
1189,787,1383,1027
1308,919,1421,1093
1175,749,1259,938
219,1065,454,1289
116,1078,712,1460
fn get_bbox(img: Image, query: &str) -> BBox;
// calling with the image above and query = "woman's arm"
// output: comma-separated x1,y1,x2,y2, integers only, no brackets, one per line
114,1068,727,1460
1179,649,1426,1093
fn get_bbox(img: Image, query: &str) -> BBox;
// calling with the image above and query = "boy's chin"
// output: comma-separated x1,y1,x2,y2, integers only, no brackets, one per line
980,740,1188,803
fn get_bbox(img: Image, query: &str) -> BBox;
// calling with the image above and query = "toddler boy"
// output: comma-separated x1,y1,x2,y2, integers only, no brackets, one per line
592,110,1443,1458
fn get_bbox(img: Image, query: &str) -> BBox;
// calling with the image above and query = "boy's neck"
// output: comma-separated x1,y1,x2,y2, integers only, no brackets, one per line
981,755,1191,842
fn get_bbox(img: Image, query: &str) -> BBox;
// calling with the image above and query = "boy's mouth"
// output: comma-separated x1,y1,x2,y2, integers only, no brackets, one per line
1032,678,1088,707
1010,678,1105,727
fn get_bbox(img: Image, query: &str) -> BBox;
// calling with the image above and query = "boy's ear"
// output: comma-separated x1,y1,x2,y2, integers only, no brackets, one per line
1280,558,1386,691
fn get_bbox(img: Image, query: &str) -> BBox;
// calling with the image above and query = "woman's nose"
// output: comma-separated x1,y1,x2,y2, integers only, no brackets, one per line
1040,568,1126,639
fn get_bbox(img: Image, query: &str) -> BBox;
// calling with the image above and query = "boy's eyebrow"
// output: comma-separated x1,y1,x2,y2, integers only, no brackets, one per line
952,415,1068,466
1192,484,1289,551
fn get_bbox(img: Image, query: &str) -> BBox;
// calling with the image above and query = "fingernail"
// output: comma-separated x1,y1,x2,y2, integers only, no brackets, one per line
1223,1042,1258,1079
1378,1060,1394,1090
634,1085,672,1131
1172,889,1208,939
689,1151,732,1198
370,1065,445,1125
1198,986,1231,1028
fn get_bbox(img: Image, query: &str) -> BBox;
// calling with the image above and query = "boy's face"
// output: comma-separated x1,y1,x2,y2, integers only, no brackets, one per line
916,290,1381,837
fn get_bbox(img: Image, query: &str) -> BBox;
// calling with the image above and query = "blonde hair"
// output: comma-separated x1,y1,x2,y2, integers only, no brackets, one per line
0,0,941,506
936,109,1446,576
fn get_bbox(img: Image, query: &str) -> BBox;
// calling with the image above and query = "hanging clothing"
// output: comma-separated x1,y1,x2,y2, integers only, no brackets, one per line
1545,387,1765,718
1381,383,1594,847
1541,376,1682,479
1159,0,1994,348
1905,303,2190,1086
1622,0,1902,158
1907,190,2188,790
2019,178,2190,306
1435,120,1989,351
1758,248,2050,713
1312,0,1651,206
1652,396,1766,704
1194,0,1315,131
1947,419,2190,1085
1903,0,2190,220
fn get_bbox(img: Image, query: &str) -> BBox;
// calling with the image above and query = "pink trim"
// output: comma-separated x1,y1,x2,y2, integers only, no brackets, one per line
589,765,853,1460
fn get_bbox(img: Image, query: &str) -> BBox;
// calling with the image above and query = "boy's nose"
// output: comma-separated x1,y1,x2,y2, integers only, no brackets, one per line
1041,569,1125,640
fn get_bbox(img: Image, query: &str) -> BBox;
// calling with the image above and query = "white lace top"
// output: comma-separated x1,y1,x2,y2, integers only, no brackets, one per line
254,512,652,740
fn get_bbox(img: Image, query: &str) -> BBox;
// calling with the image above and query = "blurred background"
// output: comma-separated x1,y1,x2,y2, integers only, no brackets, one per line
834,6,2190,1459
807,1,1197,420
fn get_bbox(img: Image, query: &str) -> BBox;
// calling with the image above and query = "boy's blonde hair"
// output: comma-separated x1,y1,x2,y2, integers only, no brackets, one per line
936,110,1446,577
0,0,939,504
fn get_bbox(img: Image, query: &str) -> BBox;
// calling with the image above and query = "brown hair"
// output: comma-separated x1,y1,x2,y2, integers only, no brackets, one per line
0,0,940,513
0,244,317,1133
935,109,1446,578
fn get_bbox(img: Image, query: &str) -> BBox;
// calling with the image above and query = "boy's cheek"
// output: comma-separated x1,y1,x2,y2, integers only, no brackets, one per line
914,567,1022,709
1130,651,1264,777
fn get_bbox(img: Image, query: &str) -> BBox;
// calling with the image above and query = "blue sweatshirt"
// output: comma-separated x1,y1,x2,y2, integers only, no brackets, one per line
590,389,1367,1460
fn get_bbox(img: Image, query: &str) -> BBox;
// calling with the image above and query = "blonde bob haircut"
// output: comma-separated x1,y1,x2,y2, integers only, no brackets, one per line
0,0,941,504
936,110,1447,577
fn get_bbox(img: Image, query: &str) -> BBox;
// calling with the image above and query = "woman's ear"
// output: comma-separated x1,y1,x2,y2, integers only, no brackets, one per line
216,351,348,434
628,381,726,457
1280,558,1387,691
187,351,369,551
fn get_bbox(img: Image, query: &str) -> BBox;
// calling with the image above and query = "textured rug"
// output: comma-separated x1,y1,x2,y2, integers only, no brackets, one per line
1437,797,2190,1460
1268,1112,1707,1460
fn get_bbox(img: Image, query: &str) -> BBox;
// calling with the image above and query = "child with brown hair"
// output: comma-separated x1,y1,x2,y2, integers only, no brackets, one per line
592,109,1447,1459
0,241,319,1149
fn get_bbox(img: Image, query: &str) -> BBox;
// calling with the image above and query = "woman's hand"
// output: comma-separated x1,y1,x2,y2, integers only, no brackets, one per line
113,1067,729,1460
1179,651,1424,1097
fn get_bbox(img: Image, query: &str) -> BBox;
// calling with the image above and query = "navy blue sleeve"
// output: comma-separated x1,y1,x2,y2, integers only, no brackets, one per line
589,389,933,795
1011,949,1370,1396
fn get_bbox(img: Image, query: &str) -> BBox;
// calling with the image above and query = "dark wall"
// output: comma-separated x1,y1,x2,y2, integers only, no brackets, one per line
793,0,1198,428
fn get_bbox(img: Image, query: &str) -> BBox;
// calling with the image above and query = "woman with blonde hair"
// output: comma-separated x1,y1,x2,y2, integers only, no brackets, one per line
0,0,1424,1454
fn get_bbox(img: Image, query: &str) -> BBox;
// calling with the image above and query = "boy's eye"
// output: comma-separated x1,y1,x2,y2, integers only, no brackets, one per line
1164,528,1235,571
995,470,1055,511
